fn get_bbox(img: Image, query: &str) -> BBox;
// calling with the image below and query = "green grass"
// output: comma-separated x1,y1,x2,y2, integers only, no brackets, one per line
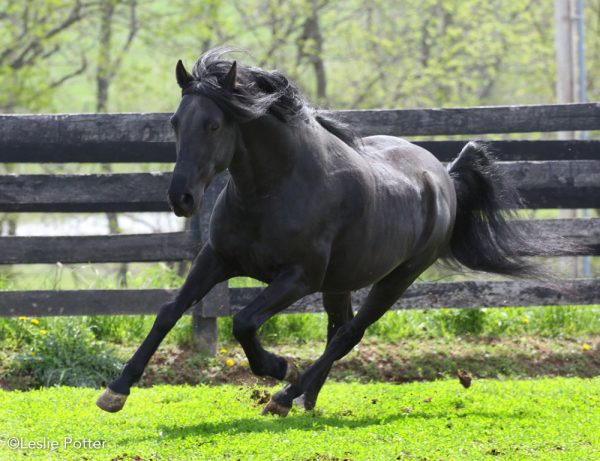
0,378,598,460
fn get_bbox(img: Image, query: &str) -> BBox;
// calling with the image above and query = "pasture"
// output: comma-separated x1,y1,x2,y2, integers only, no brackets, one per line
0,378,598,460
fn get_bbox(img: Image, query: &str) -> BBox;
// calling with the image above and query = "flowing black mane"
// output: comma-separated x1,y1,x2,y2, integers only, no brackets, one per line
182,48,359,149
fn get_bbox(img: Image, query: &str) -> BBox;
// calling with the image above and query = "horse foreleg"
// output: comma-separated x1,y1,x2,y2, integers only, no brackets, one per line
96,244,233,413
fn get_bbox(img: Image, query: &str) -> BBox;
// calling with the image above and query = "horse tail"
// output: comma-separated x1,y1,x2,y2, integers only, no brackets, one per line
444,142,567,279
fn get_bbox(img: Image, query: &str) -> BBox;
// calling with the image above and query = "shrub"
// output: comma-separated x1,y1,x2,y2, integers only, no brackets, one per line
10,318,122,388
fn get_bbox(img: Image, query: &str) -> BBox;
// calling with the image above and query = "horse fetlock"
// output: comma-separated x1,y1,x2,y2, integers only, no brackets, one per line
96,387,129,413
283,358,301,386
271,384,301,408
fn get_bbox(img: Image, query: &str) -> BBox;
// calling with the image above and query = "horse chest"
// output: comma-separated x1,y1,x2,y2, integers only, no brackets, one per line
210,202,321,279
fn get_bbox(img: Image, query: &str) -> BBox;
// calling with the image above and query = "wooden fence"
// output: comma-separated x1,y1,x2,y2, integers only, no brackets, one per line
0,103,598,354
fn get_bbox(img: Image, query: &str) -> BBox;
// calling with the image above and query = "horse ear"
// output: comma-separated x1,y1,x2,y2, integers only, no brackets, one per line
176,59,193,89
221,61,237,91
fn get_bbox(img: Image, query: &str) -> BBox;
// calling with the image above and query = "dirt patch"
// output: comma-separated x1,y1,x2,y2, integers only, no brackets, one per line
457,369,472,388
249,388,271,405
135,335,600,388
1,335,598,391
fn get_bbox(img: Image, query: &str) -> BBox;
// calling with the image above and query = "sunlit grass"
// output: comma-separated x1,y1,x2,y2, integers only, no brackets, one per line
0,378,598,460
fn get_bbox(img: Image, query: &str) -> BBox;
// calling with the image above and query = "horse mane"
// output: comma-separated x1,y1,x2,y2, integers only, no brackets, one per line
183,47,360,150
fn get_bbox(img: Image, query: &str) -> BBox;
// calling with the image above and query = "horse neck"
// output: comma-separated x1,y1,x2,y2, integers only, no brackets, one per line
228,114,313,198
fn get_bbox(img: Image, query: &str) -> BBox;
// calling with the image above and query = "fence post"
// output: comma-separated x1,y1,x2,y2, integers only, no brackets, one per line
190,175,230,356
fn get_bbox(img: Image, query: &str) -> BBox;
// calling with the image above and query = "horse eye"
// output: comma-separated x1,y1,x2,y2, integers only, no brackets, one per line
208,121,221,132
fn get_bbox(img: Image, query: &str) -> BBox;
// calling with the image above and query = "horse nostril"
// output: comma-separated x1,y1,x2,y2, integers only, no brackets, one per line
180,193,194,208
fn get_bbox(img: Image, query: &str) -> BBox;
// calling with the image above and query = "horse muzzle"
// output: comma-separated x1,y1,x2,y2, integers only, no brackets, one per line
167,182,204,218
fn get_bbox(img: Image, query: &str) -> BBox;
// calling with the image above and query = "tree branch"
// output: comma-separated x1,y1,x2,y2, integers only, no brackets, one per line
49,56,88,89
8,0,85,70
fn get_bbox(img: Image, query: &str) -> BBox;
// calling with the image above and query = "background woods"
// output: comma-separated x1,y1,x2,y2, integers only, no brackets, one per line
1,0,600,114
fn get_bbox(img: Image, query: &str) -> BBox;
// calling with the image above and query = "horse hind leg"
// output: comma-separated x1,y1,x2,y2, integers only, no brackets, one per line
285,257,435,412
265,291,353,415
325,292,354,346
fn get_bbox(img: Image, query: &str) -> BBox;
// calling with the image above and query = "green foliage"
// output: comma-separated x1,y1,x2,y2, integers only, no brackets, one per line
7,317,121,388
216,305,600,345
4,0,600,115
128,262,185,289
235,311,326,344
433,308,487,336
2,303,598,359
0,0,89,112
0,379,598,460
85,315,149,345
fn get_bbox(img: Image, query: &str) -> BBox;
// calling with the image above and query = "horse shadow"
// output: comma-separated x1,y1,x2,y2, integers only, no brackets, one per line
125,407,530,444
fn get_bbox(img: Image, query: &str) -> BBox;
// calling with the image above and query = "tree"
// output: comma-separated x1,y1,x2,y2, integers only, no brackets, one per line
0,0,89,112
96,0,138,112
297,0,328,103
93,0,140,286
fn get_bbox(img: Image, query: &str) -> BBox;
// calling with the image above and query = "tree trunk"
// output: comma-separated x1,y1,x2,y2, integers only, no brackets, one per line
298,0,327,103
96,0,114,113
96,0,127,287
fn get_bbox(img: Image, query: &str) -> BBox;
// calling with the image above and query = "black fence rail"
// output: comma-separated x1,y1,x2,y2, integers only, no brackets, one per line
0,103,598,354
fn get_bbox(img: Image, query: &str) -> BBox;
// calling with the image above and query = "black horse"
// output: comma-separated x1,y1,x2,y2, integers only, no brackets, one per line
97,48,555,416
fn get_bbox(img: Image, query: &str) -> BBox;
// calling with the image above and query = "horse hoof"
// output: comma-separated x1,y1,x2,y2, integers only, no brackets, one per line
262,399,291,417
96,387,128,413
284,358,300,386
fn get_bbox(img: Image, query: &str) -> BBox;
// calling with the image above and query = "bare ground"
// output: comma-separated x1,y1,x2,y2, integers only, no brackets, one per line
137,335,600,388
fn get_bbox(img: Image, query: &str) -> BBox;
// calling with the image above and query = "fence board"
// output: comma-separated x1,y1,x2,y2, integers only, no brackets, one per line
230,279,599,314
0,232,200,264
0,289,178,316
506,160,600,208
0,161,597,212
0,172,231,212
0,218,596,265
1,139,599,164
414,140,600,162
0,104,598,146
0,113,173,143
0,141,175,163
327,103,600,136
0,173,170,212
0,279,596,317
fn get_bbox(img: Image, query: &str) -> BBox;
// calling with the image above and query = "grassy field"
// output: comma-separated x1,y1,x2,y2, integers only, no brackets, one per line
0,378,598,460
